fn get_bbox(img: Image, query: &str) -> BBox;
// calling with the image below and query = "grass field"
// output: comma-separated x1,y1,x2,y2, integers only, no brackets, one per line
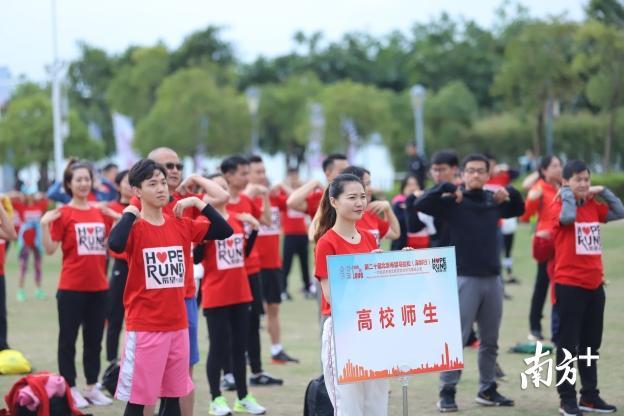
0,223,623,415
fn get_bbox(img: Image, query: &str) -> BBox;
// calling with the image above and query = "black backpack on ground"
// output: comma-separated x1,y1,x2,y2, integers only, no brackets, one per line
303,374,334,416
101,360,120,396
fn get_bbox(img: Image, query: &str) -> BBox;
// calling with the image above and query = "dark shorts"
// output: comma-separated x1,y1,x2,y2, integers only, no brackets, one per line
260,268,283,305
248,273,265,315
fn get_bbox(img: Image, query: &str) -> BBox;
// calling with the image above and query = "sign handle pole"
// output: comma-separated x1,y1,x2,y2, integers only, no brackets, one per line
400,375,409,416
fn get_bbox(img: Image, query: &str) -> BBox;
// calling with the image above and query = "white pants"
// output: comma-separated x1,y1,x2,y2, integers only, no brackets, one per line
321,317,389,416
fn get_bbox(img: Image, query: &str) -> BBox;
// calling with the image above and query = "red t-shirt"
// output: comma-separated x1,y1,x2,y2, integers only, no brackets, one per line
306,188,324,218
201,215,252,308
278,190,307,235
485,172,512,191
105,201,129,260
255,194,286,269
314,227,377,316
551,198,609,290
131,192,204,298
227,194,262,275
50,206,110,291
123,214,209,331
14,199,48,247
356,210,390,248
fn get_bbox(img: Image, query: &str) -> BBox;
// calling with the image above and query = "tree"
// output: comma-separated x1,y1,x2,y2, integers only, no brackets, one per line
67,42,117,154
586,0,624,27
0,84,103,187
492,20,579,155
574,20,624,170
257,74,322,167
170,25,235,70
425,81,478,148
134,68,250,157
106,45,170,122
318,81,393,153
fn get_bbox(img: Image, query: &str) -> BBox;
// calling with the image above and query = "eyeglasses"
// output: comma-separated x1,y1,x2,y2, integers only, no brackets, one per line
165,163,184,171
464,168,488,175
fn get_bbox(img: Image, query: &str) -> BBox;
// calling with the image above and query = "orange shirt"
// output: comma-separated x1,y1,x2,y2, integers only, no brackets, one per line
521,179,559,233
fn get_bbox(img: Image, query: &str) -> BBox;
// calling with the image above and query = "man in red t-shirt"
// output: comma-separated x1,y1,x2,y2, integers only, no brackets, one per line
221,155,283,387
141,147,229,416
109,159,232,416
248,156,299,364
286,153,349,235
550,160,623,416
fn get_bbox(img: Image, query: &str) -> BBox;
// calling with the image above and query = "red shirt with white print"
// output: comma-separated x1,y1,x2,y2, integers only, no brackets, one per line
201,215,252,308
255,194,287,269
314,227,377,316
123,215,209,331
49,206,110,291
130,192,205,298
551,198,609,290
356,210,390,248
227,193,262,276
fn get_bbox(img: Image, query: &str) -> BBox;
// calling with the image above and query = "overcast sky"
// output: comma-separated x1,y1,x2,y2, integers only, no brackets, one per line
1,0,585,81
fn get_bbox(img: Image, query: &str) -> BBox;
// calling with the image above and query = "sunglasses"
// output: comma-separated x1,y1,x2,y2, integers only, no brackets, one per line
165,163,184,171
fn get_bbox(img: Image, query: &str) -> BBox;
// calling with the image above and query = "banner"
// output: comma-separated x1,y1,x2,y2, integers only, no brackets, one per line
327,247,463,384
112,112,140,169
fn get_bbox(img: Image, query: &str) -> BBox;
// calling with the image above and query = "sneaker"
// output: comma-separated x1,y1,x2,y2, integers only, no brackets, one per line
308,284,317,295
35,288,46,300
528,330,545,342
579,396,617,413
16,289,26,302
233,394,266,414
560,399,583,416
437,387,458,413
280,292,292,301
475,385,514,407
83,387,113,406
70,387,89,409
271,349,300,364
504,275,520,285
495,362,507,380
221,373,236,391
504,292,513,300
249,372,284,386
210,396,232,416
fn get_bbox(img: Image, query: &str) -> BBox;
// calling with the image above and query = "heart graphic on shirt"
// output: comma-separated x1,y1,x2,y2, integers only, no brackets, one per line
156,252,168,263
582,226,591,235
87,227,94,234
226,239,234,248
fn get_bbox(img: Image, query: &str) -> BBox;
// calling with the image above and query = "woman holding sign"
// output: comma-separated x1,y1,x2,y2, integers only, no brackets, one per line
40,160,118,408
314,173,389,416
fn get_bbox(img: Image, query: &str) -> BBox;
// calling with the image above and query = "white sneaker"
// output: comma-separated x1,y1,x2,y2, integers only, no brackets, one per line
209,396,232,415
233,394,266,414
70,387,89,409
83,387,113,406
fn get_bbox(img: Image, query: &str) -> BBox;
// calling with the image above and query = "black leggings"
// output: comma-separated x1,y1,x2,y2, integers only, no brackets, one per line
0,275,8,350
529,261,550,333
106,259,128,361
282,234,310,291
57,290,107,387
124,398,180,416
205,303,250,400
503,233,514,260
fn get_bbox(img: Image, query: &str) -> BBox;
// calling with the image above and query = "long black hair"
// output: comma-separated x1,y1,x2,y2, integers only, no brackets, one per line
314,173,364,243
538,155,561,180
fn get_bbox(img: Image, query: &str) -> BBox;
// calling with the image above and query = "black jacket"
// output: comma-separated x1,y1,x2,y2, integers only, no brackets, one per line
413,182,524,277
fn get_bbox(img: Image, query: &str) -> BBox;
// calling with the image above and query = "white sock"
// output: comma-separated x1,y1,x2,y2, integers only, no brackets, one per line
271,344,283,355
502,257,513,269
